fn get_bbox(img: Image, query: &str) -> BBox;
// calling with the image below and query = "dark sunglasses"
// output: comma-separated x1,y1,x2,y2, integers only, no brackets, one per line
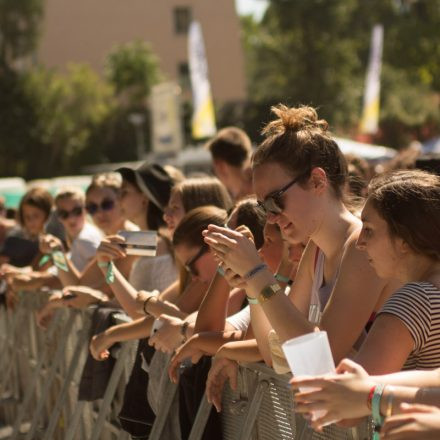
184,245,209,277
85,198,115,216
258,173,305,215
56,206,83,220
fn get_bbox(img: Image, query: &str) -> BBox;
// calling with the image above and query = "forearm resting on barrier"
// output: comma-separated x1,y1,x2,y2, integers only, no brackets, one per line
216,339,263,363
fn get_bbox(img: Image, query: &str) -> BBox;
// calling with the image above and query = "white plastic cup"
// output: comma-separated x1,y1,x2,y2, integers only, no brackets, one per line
282,331,335,420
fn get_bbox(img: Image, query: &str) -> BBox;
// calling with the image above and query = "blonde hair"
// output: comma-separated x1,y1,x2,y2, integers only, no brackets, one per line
54,186,85,205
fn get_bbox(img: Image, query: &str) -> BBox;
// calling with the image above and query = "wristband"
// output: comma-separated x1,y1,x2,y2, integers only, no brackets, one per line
39,251,69,272
244,263,267,280
274,273,290,284
217,266,225,277
372,383,385,438
367,385,375,410
98,261,115,284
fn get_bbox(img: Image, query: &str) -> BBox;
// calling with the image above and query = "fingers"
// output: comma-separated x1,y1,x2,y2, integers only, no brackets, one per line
168,354,181,384
335,358,364,375
205,224,243,239
291,376,326,390
398,402,439,414
381,414,417,435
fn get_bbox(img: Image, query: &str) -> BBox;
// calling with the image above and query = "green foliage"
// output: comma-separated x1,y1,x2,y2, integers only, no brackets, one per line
104,40,162,107
0,0,43,69
240,0,440,146
0,64,115,178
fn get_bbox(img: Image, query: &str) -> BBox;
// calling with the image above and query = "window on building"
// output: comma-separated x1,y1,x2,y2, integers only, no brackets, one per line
174,7,192,34
178,62,190,90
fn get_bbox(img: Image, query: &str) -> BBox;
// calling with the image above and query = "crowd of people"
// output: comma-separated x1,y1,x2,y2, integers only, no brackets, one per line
1,104,440,440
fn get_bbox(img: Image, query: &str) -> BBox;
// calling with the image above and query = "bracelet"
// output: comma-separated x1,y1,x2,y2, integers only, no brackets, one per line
367,385,375,410
98,261,115,284
143,295,155,316
180,321,189,343
385,385,394,417
274,272,290,284
217,265,225,277
244,263,267,280
372,384,385,432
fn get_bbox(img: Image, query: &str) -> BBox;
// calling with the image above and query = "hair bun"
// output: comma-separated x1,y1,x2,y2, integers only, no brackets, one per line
262,104,328,136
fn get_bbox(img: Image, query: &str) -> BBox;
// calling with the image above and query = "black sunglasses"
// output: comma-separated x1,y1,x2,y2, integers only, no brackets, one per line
258,173,304,215
85,198,115,216
184,245,209,277
57,206,83,220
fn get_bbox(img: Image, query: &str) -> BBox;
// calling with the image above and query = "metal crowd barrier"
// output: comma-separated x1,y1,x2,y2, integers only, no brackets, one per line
0,290,137,440
147,360,372,440
1,291,373,440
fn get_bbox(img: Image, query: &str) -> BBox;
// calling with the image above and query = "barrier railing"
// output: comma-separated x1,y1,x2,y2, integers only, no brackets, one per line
0,291,136,440
1,292,372,440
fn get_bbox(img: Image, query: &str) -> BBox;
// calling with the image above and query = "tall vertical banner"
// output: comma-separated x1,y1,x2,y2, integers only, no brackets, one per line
359,24,384,135
188,21,216,139
151,82,183,153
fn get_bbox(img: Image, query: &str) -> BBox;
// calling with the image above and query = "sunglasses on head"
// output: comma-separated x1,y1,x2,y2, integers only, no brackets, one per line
85,198,115,216
258,173,305,215
57,206,83,220
184,244,209,277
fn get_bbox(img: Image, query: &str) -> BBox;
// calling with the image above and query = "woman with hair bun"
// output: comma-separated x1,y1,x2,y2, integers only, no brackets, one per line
204,105,399,370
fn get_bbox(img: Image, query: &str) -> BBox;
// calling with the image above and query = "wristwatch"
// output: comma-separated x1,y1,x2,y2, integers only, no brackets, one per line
247,282,282,305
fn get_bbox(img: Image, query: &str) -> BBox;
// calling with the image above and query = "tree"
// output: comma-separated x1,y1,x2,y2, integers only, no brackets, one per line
239,0,440,147
104,40,162,108
21,64,114,177
0,0,43,70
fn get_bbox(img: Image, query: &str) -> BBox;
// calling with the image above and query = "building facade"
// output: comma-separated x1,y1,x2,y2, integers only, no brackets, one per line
38,0,247,103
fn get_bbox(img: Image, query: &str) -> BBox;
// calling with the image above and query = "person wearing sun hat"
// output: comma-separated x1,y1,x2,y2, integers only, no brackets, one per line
116,162,183,231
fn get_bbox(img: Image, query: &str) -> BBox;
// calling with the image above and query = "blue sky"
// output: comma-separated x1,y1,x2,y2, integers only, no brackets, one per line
235,0,269,21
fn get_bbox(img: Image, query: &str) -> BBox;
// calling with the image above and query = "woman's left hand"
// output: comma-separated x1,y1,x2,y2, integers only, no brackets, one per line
203,225,262,277
381,403,440,439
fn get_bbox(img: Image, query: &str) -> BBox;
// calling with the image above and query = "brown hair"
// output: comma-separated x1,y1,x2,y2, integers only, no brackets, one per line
228,197,266,249
173,206,227,250
86,172,122,196
18,187,53,225
252,105,348,198
173,176,233,214
206,126,252,168
54,186,85,205
368,170,440,260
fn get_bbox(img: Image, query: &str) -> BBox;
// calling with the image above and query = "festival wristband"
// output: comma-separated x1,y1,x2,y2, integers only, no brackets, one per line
217,266,225,277
274,272,290,284
372,383,385,439
98,261,115,284
39,251,69,272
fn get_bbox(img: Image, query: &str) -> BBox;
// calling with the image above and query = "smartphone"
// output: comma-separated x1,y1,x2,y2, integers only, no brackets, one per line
117,230,158,257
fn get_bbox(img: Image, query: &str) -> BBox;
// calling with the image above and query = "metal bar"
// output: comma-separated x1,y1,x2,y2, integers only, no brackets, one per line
42,317,92,440
188,395,213,440
22,313,76,440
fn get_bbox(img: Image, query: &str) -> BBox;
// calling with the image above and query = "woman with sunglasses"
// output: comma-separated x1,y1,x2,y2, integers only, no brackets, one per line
203,105,400,370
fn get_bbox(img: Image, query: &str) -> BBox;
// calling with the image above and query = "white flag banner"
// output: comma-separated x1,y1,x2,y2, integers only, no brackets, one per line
360,24,384,134
151,82,183,153
188,21,216,139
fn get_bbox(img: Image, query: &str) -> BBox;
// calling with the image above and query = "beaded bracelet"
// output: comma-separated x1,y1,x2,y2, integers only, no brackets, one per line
244,263,267,280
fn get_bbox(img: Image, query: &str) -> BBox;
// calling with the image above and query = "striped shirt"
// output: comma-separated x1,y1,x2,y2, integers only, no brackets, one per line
379,281,440,370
